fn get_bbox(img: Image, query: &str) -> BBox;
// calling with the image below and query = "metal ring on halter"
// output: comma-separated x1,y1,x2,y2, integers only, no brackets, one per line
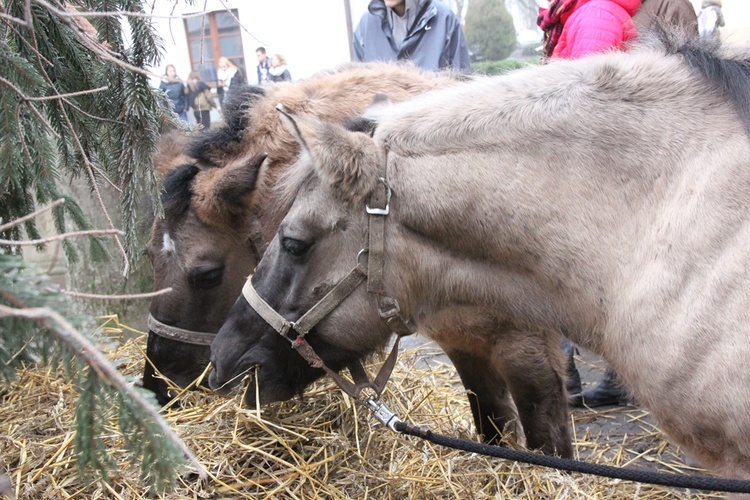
356,248,368,266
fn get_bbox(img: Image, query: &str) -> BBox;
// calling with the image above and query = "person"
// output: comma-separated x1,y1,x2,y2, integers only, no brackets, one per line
352,0,471,73
537,0,642,60
697,0,724,42
632,0,698,36
255,46,270,86
268,54,292,83
539,0,699,408
159,64,187,122
217,57,245,105
186,71,216,129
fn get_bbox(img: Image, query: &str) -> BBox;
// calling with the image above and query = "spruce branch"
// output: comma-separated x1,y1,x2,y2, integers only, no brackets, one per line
0,304,206,476
0,228,123,246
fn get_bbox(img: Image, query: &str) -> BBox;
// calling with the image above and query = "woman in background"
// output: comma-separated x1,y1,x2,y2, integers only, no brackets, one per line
186,71,216,129
159,64,187,122
268,54,292,83
217,57,245,104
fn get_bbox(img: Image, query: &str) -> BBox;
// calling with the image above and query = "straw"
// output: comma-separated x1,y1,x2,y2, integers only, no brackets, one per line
0,320,723,499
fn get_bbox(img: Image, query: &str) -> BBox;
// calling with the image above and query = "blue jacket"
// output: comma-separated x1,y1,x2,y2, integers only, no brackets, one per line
159,79,186,113
353,0,471,73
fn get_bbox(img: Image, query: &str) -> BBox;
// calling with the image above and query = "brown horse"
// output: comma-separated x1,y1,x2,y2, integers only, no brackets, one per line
144,62,573,455
209,35,750,483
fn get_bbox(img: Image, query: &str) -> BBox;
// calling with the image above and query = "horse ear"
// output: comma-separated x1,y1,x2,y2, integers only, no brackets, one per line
276,105,383,205
192,153,268,228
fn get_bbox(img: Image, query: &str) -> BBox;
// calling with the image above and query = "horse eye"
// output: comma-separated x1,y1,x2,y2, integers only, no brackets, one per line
189,267,224,290
281,237,310,257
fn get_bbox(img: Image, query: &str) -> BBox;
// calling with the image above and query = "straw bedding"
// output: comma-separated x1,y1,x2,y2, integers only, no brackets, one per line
0,320,722,499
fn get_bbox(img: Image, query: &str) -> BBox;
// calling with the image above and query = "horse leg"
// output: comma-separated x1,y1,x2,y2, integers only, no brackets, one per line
493,327,573,458
441,347,521,446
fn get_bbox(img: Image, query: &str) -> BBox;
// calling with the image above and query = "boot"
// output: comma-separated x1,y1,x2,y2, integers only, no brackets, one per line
570,366,634,408
561,338,582,395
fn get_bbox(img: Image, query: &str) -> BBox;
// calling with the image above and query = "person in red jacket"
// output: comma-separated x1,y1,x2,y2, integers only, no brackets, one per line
538,0,642,60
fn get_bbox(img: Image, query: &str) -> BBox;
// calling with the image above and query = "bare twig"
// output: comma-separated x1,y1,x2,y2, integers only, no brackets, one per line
216,0,270,47
57,288,173,300
23,86,108,101
0,304,207,478
0,229,124,246
0,199,65,231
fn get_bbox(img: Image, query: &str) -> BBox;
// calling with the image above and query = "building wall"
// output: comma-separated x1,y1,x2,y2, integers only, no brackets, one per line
148,1,366,87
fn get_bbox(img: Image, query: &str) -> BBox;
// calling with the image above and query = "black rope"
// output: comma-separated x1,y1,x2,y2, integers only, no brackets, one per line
394,421,750,494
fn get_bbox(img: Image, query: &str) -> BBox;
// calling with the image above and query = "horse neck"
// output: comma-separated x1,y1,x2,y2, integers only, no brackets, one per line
384,151,620,340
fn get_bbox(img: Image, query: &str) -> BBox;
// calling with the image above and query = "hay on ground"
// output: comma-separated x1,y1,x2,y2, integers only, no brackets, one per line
0,319,724,499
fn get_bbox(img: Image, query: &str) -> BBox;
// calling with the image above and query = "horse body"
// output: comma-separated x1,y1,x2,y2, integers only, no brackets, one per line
210,40,750,479
145,63,575,456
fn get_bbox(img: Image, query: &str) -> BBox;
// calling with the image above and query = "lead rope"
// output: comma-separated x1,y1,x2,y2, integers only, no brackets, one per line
370,417,750,494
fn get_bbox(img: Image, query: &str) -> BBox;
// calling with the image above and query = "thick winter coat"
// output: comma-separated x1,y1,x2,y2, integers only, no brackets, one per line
553,0,642,59
353,0,471,72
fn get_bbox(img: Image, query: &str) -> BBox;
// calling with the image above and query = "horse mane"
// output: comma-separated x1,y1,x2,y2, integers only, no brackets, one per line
672,40,750,136
187,85,267,166
367,34,750,157
186,62,458,169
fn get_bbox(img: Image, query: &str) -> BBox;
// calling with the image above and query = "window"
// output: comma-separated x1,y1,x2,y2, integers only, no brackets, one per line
184,10,246,86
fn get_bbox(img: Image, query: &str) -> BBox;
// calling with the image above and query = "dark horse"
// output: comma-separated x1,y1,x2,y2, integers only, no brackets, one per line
209,35,750,483
144,62,575,457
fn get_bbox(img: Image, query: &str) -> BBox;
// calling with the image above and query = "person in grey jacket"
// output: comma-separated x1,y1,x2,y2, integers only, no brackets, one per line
353,0,471,73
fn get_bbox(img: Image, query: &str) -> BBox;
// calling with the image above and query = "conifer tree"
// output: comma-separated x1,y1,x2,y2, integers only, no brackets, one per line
0,0,202,492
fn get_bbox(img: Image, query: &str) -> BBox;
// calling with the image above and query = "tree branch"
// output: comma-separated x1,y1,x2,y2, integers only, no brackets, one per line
0,304,207,479
58,288,173,300
0,199,65,231
0,229,124,246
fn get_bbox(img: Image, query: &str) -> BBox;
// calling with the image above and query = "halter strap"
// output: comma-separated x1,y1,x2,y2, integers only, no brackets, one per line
240,153,416,401
147,313,216,346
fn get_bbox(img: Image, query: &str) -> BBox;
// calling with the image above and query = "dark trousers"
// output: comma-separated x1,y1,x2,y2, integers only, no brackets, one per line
194,110,211,129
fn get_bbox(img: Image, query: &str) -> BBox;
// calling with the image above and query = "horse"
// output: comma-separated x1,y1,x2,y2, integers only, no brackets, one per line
143,62,574,456
208,35,750,483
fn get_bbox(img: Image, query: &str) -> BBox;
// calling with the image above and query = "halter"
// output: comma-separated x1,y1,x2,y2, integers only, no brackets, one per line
147,313,216,346
241,158,416,422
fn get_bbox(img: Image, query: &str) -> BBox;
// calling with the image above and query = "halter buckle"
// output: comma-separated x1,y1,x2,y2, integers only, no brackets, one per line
366,177,391,215
280,321,297,341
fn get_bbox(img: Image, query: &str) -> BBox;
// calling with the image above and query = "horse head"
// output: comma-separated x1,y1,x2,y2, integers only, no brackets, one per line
208,108,403,406
143,146,267,405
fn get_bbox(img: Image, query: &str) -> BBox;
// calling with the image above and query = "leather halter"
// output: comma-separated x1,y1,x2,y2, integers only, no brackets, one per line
147,313,216,346
242,159,416,402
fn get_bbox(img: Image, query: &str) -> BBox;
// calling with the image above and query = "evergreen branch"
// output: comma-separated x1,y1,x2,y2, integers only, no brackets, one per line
0,10,29,27
0,228,123,246
31,0,156,77
58,287,173,300
0,197,64,231
0,75,60,138
0,303,208,479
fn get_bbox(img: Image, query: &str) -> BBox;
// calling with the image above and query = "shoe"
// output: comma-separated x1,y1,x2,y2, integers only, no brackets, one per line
570,367,634,408
561,338,582,395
